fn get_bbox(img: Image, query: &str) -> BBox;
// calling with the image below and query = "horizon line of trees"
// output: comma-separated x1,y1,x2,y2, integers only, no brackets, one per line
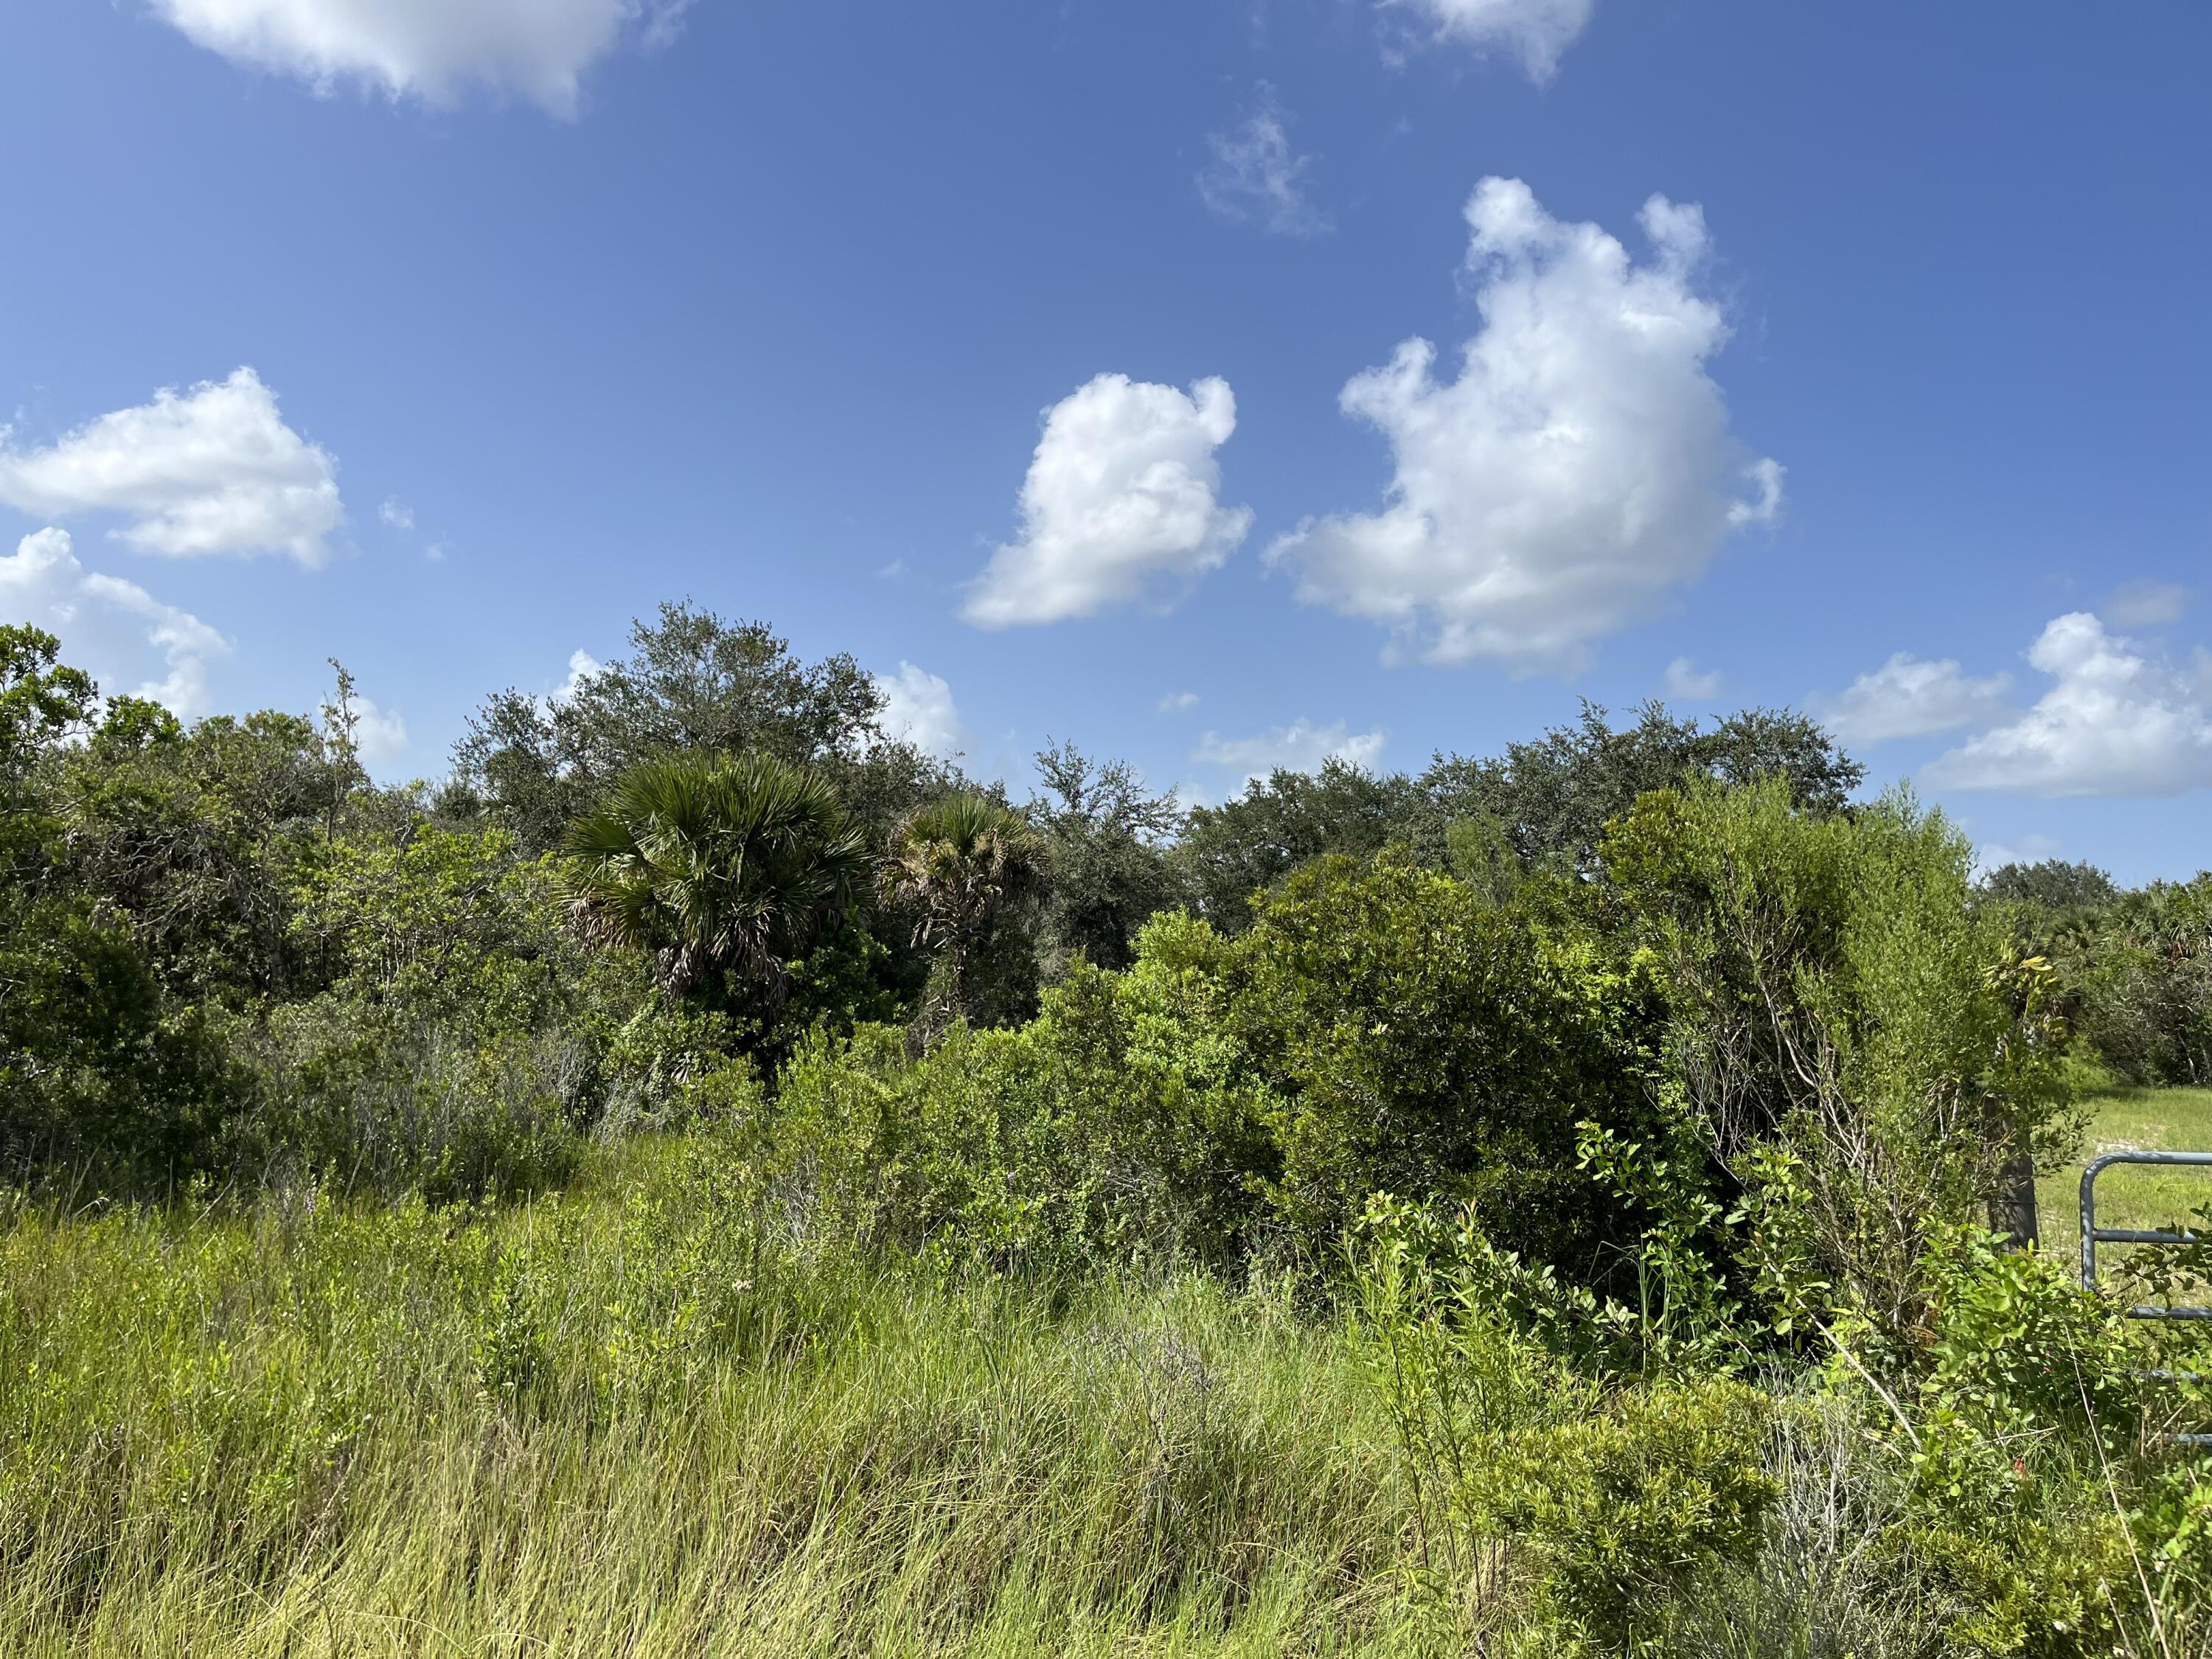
4,597,2208,1200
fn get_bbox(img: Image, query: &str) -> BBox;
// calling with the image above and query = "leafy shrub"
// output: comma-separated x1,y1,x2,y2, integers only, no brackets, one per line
1607,779,2078,1346
767,928,1273,1274
1888,1514,2135,1659
1473,1380,1779,1653
1231,852,1669,1275
770,858,1677,1280
0,629,240,1188
0,884,237,1187
2076,874,2212,1088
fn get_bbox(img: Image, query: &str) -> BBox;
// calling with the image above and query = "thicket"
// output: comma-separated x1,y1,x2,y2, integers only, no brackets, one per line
3,609,2209,1655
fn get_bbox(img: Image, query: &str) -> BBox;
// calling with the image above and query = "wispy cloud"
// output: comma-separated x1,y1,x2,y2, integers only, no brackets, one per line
1193,717,1386,785
1197,86,1330,237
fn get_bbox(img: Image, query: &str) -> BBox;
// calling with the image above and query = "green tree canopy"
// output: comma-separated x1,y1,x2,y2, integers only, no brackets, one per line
453,602,925,851
1176,760,1434,933
1029,740,1186,973
1981,858,2121,913
1424,700,1864,879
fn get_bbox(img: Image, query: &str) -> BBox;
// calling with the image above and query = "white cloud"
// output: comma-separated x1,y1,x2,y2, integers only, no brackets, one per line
350,695,408,764
1812,653,2013,747
0,529,230,719
1197,88,1329,237
1923,613,2212,797
875,661,964,759
380,496,414,531
1971,834,2062,881
964,374,1253,627
1267,178,1777,674
146,0,692,116
554,648,601,703
2104,579,2188,629
1380,0,1596,82
1158,691,1200,713
1193,717,1387,784
0,369,341,563
1663,657,1722,700
526,648,602,719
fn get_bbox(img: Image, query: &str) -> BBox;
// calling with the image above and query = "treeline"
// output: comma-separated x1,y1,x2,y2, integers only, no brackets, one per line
1988,858,2212,1089
4,598,2205,1208
0,600,1869,1193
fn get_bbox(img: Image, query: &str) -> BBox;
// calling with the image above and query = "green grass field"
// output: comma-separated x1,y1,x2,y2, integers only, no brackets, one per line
6,1107,2207,1654
0,1142,1442,1658
2037,1086,2212,1279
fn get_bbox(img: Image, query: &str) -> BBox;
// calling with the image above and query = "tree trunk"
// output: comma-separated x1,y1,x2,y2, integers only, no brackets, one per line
1989,1147,2039,1251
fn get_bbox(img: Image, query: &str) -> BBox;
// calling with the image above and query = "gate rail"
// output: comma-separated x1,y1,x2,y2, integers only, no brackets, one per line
2079,1150,2212,1318
2079,1150,2212,1447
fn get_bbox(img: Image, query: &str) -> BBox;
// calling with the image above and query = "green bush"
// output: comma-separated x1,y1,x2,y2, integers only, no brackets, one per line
1607,779,2078,1346
1888,1514,2135,1659
0,883,237,1186
241,1003,594,1201
767,924,1273,1274
1231,853,1669,1276
768,859,1676,1280
2077,874,2212,1088
1473,1380,1779,1653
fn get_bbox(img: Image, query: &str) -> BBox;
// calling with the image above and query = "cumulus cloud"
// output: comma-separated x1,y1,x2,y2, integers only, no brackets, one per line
146,0,692,115
1193,717,1387,785
0,369,341,563
1197,87,1329,237
379,497,414,531
964,375,1253,627
535,648,602,712
1158,691,1200,713
1663,657,1722,700
875,662,964,759
349,695,409,764
2104,579,2188,629
0,528,230,718
1812,653,2013,747
1923,613,2212,797
1267,178,1777,674
1380,0,1596,82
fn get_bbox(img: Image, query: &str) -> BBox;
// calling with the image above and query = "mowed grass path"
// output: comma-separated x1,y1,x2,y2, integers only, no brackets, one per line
2037,1086,2212,1273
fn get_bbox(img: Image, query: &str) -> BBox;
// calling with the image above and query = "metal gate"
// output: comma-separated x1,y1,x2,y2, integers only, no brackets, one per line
2079,1150,2212,1447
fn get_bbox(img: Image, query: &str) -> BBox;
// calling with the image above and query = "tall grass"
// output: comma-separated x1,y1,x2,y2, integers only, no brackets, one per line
0,1142,1433,1657
5,1133,2205,1655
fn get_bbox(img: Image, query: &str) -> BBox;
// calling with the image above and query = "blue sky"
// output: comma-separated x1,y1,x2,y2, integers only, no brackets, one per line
2,0,2208,880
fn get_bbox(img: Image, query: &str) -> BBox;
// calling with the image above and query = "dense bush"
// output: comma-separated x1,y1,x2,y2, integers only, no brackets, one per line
1231,855,1667,1273
768,928,1272,1272
2079,875,2212,1088
771,858,1675,1281
1607,779,2076,1344
1,629,241,1184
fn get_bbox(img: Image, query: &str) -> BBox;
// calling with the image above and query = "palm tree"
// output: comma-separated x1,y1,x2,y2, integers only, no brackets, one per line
564,751,866,1011
882,793,1044,1029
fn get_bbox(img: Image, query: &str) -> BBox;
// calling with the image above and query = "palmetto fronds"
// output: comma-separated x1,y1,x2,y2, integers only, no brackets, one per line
883,793,1044,1025
563,751,866,1005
